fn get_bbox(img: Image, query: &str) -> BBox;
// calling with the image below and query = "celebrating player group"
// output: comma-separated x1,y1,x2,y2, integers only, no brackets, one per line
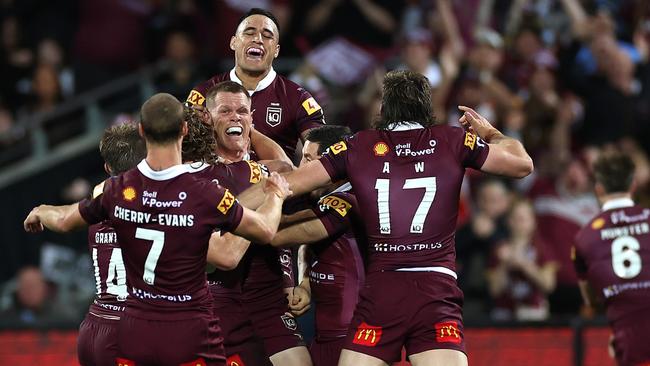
23,6,650,366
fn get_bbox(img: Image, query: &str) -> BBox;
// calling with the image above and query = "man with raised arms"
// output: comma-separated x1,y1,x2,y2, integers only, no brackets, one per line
242,70,533,366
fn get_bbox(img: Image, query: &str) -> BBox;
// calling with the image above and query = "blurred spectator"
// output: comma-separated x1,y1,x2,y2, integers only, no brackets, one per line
156,30,202,101
395,28,442,89
301,0,406,60
17,63,62,119
529,156,599,316
456,179,512,296
487,199,558,322
36,38,74,99
73,0,154,92
0,15,33,111
0,266,78,326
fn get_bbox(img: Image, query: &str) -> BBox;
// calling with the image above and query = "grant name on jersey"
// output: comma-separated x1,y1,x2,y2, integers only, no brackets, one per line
113,206,195,227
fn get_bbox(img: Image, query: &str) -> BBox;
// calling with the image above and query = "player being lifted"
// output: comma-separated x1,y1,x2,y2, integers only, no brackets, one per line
77,123,145,366
186,8,324,160
241,70,533,366
270,125,366,366
24,93,292,366
573,152,650,366
204,81,313,366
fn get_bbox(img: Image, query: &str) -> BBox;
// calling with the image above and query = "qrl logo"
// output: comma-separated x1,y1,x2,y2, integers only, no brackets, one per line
353,322,382,347
266,106,282,127
435,321,461,344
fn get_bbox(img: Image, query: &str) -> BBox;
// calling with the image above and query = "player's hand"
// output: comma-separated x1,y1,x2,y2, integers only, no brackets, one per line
24,206,44,233
458,105,501,142
264,172,292,200
286,285,311,317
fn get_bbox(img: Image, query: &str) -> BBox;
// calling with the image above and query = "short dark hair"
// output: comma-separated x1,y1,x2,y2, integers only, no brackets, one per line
99,123,146,175
182,106,218,164
593,152,635,194
375,70,436,130
205,81,251,110
140,93,184,144
238,8,280,34
306,125,353,155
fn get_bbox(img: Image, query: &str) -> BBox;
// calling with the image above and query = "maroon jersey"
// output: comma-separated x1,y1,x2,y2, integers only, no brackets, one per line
320,123,489,276
78,160,244,319
573,199,650,366
187,160,265,300
309,185,365,341
187,68,325,156
87,221,127,319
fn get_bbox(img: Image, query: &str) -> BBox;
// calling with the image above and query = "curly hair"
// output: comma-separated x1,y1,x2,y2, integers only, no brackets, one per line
181,105,218,164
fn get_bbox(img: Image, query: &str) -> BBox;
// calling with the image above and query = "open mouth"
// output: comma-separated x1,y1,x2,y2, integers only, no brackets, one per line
246,47,264,60
225,126,243,136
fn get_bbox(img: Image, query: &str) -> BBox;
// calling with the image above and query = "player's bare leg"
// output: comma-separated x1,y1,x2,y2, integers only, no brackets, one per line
337,349,388,366
409,349,468,366
269,346,313,366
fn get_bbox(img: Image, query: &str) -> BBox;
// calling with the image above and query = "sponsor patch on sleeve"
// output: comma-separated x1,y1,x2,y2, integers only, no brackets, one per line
122,187,136,202
217,189,236,215
319,195,352,217
328,141,347,155
353,322,382,347
186,90,205,106
246,161,263,183
301,97,321,116
591,218,605,230
463,132,477,150
179,358,207,366
92,181,105,199
116,358,136,366
435,321,462,344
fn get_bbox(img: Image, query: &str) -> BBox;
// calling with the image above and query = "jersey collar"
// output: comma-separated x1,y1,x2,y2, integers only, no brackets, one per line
387,122,425,131
602,197,635,211
229,67,277,95
137,160,192,181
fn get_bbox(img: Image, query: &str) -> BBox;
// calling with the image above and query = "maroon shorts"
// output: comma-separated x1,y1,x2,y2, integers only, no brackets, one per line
310,337,345,366
242,286,305,356
343,271,465,363
77,312,119,366
116,313,226,366
215,308,272,366
613,314,650,366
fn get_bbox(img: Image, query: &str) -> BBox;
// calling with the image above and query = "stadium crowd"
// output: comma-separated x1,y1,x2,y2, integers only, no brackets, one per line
1,0,650,345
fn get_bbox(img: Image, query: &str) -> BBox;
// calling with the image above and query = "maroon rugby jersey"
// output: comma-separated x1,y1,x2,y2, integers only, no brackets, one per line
186,68,325,157
87,221,127,319
187,160,264,299
320,123,489,276
78,160,244,319
309,185,365,341
573,199,650,365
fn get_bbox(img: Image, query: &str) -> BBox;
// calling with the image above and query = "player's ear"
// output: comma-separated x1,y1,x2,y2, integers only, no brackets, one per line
274,44,280,59
104,163,112,176
230,36,237,51
181,121,188,137
630,179,638,195
138,123,145,138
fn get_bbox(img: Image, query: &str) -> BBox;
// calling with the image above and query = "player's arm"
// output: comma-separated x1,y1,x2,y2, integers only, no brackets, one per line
271,210,330,248
24,203,87,233
206,231,250,271
238,160,332,209
578,279,598,308
459,106,533,178
250,129,294,167
231,172,292,243
288,244,312,317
